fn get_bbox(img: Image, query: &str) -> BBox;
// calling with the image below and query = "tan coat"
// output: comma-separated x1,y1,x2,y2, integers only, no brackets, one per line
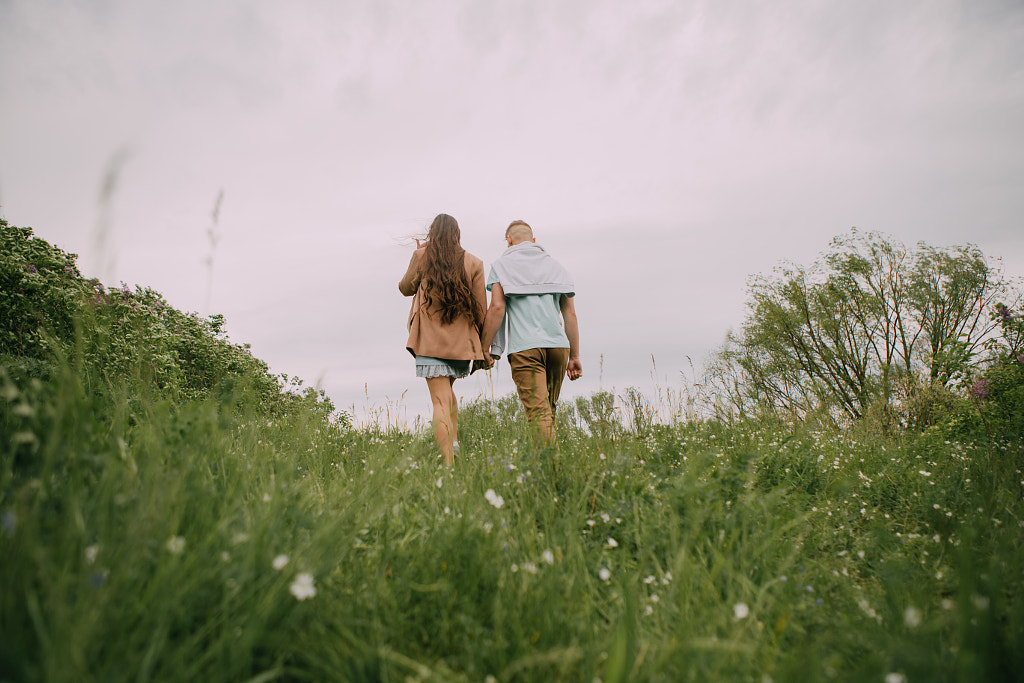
400,247,488,362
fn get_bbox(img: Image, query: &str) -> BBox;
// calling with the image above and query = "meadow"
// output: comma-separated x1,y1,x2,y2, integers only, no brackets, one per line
2,221,1023,682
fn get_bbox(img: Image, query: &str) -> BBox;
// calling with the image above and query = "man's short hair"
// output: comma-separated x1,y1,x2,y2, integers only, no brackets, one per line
506,220,533,243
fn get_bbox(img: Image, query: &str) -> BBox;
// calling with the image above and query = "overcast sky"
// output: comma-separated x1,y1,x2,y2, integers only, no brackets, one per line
2,0,1023,427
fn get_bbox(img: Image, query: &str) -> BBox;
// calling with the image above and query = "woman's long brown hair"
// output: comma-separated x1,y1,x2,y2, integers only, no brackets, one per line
421,214,479,326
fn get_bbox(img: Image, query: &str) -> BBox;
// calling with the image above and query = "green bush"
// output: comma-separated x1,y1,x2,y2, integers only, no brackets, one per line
0,220,339,424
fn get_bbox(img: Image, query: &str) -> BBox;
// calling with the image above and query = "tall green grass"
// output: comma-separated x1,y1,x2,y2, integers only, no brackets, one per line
3,361,1022,681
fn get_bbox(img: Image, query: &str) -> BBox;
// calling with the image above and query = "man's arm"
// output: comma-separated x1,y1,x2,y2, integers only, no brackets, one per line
560,294,582,380
481,282,506,366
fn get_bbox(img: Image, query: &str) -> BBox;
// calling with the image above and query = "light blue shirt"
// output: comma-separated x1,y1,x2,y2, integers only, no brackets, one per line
488,266,570,354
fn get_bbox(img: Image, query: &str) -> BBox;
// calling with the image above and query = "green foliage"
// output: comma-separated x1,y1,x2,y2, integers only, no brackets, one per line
709,229,1019,424
967,303,1024,441
0,219,341,423
3,368,1021,681
0,222,89,359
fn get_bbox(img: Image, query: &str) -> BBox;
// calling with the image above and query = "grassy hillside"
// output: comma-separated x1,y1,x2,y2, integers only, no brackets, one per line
2,221,1022,682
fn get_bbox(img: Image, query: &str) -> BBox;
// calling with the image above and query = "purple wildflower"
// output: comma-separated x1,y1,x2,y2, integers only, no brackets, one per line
121,282,132,296
1017,354,1024,366
969,378,990,400
2,510,16,536
27,264,37,274
89,571,108,588
997,305,1013,323
64,266,73,272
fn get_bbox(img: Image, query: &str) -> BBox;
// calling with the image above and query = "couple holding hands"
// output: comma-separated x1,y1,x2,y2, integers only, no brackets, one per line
400,214,582,465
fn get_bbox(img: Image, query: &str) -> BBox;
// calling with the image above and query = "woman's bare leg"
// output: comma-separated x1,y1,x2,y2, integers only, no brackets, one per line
449,377,459,453
426,376,458,465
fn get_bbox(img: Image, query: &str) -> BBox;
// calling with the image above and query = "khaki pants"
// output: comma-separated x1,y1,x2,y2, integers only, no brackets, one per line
508,347,569,445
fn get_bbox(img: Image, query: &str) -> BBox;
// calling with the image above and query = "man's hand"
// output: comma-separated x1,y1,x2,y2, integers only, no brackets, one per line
559,295,582,381
480,352,495,370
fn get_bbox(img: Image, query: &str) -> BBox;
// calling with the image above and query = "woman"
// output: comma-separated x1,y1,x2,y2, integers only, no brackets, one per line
399,214,488,465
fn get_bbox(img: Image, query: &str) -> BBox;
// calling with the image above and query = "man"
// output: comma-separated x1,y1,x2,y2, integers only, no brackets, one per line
481,220,582,445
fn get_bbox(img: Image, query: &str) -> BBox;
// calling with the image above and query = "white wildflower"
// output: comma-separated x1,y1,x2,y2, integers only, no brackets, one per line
598,567,611,581
904,606,922,628
289,572,316,600
484,488,504,509
607,538,619,549
272,554,290,570
165,536,186,554
541,549,555,565
733,602,750,620
85,544,99,565
885,674,907,683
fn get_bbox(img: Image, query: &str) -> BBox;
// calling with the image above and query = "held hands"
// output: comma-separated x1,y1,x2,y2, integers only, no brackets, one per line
480,352,495,371
566,358,583,381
